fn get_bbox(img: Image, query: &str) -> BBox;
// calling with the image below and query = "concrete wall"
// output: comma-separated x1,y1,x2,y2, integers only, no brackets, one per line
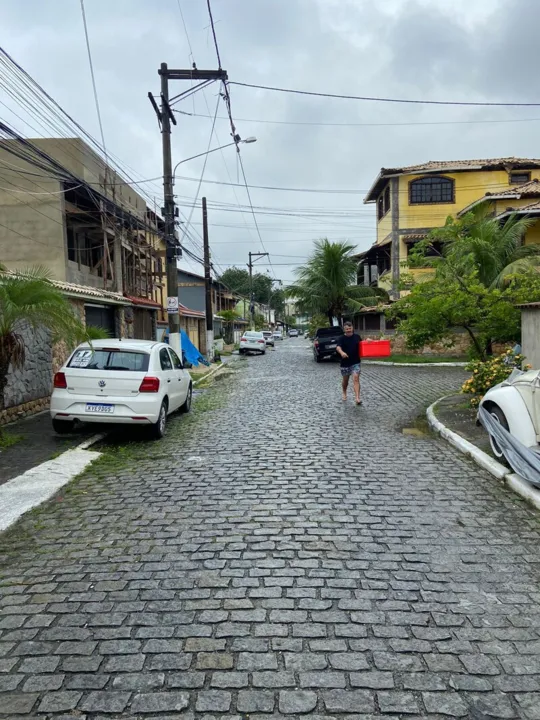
522,308,540,369
0,144,67,279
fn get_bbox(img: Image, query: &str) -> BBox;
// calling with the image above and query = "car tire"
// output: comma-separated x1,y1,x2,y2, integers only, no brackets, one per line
314,353,321,363
180,383,192,414
239,349,244,355
261,350,266,355
487,404,510,464
52,418,75,434
150,400,168,440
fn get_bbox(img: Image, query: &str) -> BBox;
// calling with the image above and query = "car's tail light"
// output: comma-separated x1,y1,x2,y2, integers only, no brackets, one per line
314,340,319,347
258,339,265,344
53,372,67,389
139,376,160,393
240,337,247,342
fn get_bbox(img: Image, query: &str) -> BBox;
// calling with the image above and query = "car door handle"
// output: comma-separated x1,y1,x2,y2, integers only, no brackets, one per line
167,379,171,383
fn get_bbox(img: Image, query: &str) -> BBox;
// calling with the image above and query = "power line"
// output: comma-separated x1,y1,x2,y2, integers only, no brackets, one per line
178,110,540,129
79,0,108,158
230,81,540,108
206,0,222,69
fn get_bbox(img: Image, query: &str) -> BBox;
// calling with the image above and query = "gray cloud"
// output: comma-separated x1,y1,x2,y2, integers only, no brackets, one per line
0,0,538,282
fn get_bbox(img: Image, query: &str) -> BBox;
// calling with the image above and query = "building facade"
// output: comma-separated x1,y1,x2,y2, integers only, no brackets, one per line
0,137,169,338
359,157,540,298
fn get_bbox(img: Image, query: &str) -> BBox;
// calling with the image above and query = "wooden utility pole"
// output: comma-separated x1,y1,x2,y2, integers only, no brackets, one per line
202,197,213,360
149,64,227,356
248,251,268,329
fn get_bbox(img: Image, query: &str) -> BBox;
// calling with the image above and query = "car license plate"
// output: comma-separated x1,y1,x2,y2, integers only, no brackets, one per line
85,403,115,414
328,344,337,349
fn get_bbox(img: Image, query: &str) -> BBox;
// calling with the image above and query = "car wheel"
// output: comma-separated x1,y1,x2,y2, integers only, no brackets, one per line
261,350,266,355
180,383,192,414
314,353,321,363
239,349,244,355
487,404,510,463
150,400,168,440
52,418,75,434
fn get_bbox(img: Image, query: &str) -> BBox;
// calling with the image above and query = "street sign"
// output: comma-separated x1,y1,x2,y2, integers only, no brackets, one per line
167,296,179,313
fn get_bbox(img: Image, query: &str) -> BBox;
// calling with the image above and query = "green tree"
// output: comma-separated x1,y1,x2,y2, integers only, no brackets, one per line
388,272,540,360
287,238,387,324
411,207,540,288
216,310,237,344
0,267,91,412
219,267,273,305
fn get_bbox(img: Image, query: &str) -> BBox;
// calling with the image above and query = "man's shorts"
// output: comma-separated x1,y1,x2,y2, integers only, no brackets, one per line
340,363,361,377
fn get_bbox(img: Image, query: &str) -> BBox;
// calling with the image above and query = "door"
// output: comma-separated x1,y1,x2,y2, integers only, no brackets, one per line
158,347,177,411
85,305,116,336
168,347,189,408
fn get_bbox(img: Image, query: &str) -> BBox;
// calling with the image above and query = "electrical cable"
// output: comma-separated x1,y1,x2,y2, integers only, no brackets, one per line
230,81,540,108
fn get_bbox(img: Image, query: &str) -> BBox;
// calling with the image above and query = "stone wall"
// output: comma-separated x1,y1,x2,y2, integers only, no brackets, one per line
362,331,471,357
3,323,53,411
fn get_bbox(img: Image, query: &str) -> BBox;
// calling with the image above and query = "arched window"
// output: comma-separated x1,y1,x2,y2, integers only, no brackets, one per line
409,176,454,205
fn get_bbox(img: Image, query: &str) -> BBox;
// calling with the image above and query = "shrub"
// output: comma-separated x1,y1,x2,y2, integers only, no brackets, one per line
461,350,530,407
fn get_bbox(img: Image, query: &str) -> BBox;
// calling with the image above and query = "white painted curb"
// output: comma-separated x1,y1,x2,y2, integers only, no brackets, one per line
365,360,467,367
427,397,540,511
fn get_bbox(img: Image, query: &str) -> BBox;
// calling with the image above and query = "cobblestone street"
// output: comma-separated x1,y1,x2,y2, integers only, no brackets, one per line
1,339,540,718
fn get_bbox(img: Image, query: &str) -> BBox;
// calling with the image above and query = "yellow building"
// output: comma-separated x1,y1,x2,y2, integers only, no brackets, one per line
359,157,540,298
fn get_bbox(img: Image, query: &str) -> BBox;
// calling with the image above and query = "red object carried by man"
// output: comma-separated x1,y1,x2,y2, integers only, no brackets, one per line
360,339,391,358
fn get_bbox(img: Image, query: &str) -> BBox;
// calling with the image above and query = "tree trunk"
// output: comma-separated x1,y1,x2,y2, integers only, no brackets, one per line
485,338,493,357
463,326,486,361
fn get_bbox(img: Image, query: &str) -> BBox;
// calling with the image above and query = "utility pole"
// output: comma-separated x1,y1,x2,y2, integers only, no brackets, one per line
248,251,269,329
202,197,214,361
149,63,227,357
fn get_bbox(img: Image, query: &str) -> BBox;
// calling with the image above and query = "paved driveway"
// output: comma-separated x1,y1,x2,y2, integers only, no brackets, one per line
1,339,539,718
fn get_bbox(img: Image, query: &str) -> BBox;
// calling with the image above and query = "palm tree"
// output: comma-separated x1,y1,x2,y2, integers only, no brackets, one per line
0,266,90,413
287,239,387,325
428,207,540,288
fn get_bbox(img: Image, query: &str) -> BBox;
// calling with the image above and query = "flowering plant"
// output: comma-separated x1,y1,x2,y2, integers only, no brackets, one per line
462,350,531,407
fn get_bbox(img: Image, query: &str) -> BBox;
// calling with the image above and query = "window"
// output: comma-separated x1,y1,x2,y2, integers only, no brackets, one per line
409,176,454,204
159,347,173,370
377,185,391,220
510,171,531,184
169,348,183,370
68,349,149,371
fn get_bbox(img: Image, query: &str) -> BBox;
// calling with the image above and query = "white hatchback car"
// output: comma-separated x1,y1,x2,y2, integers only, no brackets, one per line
239,331,267,355
50,339,193,439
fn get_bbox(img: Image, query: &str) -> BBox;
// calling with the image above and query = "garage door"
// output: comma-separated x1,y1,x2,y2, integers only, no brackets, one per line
85,304,116,336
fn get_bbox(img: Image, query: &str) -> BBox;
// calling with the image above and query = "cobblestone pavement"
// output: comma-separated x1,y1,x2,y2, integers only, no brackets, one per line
1,339,540,718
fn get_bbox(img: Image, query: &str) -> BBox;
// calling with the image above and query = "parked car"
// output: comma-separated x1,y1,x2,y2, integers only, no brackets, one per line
273,330,284,341
313,326,344,363
289,329,299,337
240,331,267,355
50,339,192,439
262,330,275,347
479,368,540,470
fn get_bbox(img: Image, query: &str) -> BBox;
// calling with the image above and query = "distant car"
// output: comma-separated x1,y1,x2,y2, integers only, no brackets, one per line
289,329,299,337
240,331,267,355
273,331,284,341
50,339,192,439
262,330,275,347
313,326,344,362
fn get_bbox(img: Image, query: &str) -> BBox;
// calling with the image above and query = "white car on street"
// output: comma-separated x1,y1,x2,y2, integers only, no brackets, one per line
262,330,275,347
273,331,283,341
50,339,193,439
239,331,267,355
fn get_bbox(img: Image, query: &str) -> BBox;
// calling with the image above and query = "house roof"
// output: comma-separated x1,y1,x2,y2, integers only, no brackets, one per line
496,200,540,220
178,302,205,319
124,295,163,310
516,301,540,309
458,179,540,216
365,157,540,202
49,280,131,305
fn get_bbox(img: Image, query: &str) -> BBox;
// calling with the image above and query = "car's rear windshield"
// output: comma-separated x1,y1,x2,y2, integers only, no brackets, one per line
263,331,272,336
316,327,343,337
68,349,150,371
245,332,262,337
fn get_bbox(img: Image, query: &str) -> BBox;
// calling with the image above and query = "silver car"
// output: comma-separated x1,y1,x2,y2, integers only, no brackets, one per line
239,331,267,355
262,330,275,347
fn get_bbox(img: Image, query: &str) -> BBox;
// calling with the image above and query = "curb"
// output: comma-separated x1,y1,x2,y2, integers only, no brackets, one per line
364,360,467,367
427,397,540,512
192,362,228,387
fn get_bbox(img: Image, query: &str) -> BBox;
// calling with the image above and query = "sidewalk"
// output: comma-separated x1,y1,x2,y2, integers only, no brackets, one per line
0,411,92,485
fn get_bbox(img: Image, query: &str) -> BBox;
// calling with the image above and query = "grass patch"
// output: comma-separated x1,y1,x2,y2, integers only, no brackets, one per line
0,431,24,450
376,354,466,364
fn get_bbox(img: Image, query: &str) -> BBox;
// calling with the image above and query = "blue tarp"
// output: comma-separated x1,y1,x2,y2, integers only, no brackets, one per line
180,329,210,367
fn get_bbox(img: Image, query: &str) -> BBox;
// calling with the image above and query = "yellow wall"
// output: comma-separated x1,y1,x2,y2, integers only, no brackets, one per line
374,168,540,250
524,220,540,246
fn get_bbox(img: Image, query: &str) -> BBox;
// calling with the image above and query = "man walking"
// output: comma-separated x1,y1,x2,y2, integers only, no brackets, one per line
336,321,362,405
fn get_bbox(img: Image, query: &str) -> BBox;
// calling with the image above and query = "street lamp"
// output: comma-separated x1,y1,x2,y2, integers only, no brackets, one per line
173,137,257,180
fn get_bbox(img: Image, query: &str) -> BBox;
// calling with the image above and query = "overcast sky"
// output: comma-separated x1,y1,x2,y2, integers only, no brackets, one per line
2,0,540,284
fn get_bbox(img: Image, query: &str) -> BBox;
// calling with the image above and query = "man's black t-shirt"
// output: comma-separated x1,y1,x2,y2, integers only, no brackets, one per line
337,332,362,367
